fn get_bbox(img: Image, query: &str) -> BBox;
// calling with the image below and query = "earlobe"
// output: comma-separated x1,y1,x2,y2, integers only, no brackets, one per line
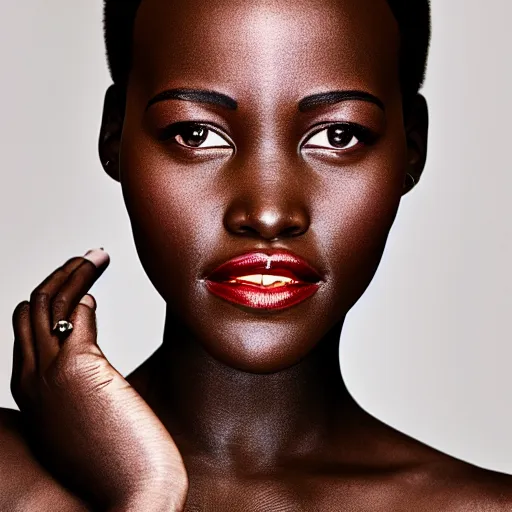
402,93,429,194
98,84,125,182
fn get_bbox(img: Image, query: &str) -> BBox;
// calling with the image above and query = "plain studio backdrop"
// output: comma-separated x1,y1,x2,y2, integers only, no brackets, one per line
0,0,511,474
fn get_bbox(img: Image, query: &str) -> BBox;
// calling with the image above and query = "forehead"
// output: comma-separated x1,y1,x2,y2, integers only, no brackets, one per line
131,0,400,103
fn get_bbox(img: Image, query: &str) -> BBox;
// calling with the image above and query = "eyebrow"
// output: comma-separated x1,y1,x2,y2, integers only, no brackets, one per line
298,90,385,112
146,88,238,111
145,87,383,113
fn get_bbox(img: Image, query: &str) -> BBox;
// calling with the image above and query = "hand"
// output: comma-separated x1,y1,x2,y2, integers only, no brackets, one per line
10,249,188,511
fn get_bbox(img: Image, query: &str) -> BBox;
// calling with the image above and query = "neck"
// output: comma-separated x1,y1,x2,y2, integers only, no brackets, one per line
138,308,432,473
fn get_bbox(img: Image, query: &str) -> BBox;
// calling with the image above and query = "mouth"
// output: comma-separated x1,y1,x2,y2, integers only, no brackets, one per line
204,250,323,311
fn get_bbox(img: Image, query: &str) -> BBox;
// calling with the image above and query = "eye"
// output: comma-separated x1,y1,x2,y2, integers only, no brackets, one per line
159,122,232,149
302,123,371,151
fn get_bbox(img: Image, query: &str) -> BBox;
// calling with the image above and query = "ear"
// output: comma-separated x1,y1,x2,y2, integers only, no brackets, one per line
402,93,429,195
98,84,125,182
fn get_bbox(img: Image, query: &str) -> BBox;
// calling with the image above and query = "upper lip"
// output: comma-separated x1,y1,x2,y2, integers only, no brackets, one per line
205,249,323,283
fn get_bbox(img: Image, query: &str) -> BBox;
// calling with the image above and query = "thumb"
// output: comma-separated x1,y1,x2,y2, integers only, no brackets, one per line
63,294,100,354
79,293,97,311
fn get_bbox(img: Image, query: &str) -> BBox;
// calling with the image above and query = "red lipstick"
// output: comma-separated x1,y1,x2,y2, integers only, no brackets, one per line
205,251,322,311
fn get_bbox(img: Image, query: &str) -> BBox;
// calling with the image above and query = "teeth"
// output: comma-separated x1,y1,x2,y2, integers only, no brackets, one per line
233,274,262,285
262,275,292,286
229,274,294,286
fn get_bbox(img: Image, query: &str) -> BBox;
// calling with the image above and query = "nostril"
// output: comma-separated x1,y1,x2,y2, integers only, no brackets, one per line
235,225,260,236
281,225,304,237
233,223,305,240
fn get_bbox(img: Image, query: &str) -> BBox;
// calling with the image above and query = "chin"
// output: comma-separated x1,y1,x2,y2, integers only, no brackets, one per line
186,303,335,374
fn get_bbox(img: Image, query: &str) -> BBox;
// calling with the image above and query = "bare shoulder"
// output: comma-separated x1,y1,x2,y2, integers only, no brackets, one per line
414,455,512,511
0,407,90,511
458,461,512,510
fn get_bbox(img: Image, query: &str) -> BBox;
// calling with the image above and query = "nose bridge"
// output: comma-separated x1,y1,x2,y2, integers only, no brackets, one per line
233,97,300,195
243,142,297,194
223,142,310,240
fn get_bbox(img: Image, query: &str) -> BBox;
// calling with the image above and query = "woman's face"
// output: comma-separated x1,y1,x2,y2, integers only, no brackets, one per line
107,0,420,373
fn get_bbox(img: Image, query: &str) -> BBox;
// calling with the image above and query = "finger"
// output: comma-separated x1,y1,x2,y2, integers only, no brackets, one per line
11,337,23,406
29,257,87,367
63,302,101,356
11,301,35,409
51,250,109,332
10,339,30,410
79,294,97,311
12,301,35,375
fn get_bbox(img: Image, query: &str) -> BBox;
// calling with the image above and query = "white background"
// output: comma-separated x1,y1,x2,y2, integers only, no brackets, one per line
0,1,511,474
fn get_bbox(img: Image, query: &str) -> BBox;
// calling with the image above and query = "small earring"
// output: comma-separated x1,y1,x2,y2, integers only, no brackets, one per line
105,160,111,167
404,173,416,189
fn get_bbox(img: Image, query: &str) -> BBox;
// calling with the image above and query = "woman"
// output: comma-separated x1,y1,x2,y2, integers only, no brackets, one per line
2,0,512,510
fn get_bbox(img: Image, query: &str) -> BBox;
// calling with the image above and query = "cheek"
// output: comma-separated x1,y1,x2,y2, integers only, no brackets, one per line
320,166,403,256
313,140,407,312
119,136,220,307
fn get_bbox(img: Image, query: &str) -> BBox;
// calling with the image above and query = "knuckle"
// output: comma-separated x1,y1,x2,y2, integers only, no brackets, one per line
53,268,68,279
45,351,110,394
52,297,69,313
12,301,30,321
30,290,50,308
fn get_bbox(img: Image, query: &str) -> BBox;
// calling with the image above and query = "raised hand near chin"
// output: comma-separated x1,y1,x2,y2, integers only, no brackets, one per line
11,249,188,511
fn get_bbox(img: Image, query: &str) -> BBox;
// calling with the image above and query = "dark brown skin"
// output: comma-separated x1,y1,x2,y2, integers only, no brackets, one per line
3,0,512,510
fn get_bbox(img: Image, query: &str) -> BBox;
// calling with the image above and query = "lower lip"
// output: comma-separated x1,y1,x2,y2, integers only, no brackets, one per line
205,280,320,310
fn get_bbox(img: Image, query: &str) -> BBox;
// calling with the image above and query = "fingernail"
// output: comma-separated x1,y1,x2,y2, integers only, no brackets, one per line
79,294,96,309
84,248,109,268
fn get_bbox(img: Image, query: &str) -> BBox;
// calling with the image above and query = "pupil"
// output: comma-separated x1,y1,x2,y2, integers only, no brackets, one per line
182,124,208,147
327,125,353,148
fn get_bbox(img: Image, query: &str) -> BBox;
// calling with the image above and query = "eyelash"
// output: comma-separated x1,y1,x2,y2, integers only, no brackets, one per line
158,121,377,152
301,123,377,152
158,122,232,149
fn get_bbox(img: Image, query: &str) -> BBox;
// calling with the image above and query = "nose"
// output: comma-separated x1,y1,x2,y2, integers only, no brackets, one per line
223,156,310,241
224,199,310,240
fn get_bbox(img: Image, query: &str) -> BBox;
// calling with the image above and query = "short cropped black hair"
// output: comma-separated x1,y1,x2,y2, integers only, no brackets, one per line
103,0,431,102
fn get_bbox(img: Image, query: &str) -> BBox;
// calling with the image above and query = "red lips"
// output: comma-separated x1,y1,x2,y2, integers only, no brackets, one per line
205,250,322,311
